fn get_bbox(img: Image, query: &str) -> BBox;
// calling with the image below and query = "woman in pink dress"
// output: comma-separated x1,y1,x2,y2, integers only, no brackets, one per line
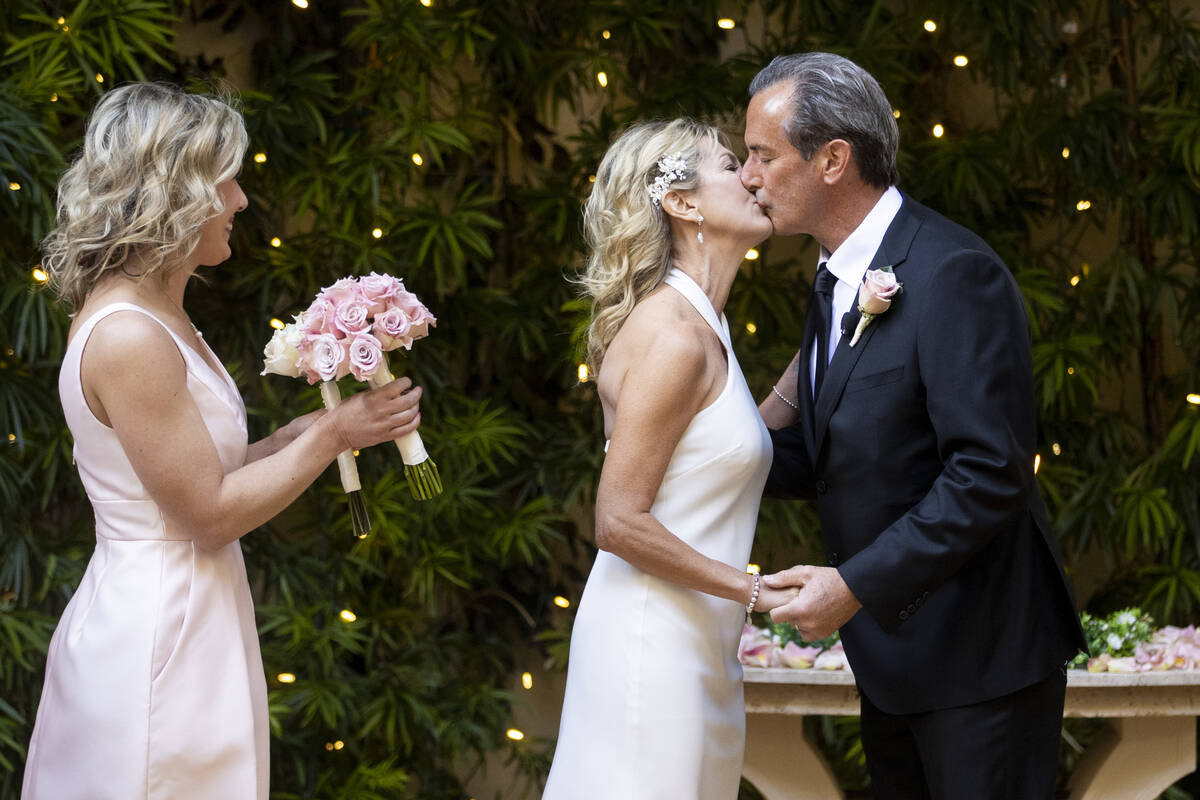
21,82,424,800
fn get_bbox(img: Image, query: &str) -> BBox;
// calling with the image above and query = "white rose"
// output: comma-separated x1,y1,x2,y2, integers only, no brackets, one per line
1107,633,1124,651
261,325,302,377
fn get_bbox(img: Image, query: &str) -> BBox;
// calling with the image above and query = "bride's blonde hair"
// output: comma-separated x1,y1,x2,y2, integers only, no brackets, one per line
42,82,248,310
580,118,724,371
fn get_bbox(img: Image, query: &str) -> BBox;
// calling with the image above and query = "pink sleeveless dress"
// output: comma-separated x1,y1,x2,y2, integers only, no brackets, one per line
22,303,269,800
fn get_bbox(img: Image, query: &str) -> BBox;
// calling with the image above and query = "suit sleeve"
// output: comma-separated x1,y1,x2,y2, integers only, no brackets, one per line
837,250,1038,633
764,424,815,499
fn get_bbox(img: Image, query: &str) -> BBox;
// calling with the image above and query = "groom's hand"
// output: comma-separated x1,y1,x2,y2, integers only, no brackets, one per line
763,565,862,641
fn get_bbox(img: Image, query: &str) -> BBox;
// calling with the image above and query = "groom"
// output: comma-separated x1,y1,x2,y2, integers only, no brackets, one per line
745,52,1086,798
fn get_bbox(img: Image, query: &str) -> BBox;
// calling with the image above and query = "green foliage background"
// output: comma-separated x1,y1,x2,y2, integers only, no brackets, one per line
2,0,1199,797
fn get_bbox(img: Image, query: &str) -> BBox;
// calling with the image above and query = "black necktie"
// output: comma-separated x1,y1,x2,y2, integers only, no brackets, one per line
812,264,836,398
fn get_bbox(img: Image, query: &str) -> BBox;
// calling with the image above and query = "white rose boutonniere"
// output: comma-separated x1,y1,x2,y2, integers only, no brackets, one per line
849,266,902,347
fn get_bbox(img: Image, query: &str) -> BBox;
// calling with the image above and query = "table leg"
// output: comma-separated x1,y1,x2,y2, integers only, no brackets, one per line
1067,717,1196,800
743,713,845,800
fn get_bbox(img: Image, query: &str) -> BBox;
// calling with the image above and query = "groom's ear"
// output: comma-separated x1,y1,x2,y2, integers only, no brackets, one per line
820,139,853,185
660,189,699,223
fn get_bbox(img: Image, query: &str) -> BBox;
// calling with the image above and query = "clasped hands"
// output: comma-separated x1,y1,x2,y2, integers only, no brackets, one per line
753,565,862,642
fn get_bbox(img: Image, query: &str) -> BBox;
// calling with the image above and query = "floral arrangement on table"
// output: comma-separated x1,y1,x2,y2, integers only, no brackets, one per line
262,272,440,537
1070,607,1200,673
739,621,851,671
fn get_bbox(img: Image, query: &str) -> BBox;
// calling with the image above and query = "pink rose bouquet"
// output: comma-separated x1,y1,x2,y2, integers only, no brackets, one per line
262,273,441,536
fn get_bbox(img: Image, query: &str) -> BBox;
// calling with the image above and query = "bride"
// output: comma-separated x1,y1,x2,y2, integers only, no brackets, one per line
543,119,795,799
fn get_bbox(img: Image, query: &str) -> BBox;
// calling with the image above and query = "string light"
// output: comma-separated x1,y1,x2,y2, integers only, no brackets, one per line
254,152,267,163
95,73,104,83
292,0,308,7
1076,200,1091,211
1052,442,1062,456
602,29,611,39
588,175,596,183
521,672,533,690
932,124,945,138
953,55,969,67
371,227,383,239
596,71,608,88
277,672,296,683
420,0,432,5
411,153,423,166
334,740,344,750
9,182,20,191
1067,367,1076,375
32,268,49,282
717,18,735,29
745,322,757,334
893,109,901,119
339,609,357,622
745,248,759,260
507,729,525,741
1069,275,1081,287
1187,394,1200,405
324,742,334,751
553,595,571,608
7,434,14,443
577,363,589,382
50,93,58,102
1082,262,1091,276
923,20,937,32
270,237,282,247
1061,147,1071,159
1034,454,1042,474
269,318,285,330
57,16,65,24
746,564,760,574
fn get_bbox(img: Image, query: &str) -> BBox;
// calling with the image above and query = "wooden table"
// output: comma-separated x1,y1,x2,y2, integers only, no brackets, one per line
743,668,1200,800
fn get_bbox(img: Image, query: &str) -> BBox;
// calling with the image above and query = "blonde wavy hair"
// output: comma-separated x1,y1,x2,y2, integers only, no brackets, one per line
43,82,248,310
580,118,725,371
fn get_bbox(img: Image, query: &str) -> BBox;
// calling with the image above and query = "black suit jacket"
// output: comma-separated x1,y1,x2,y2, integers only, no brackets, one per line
767,192,1086,715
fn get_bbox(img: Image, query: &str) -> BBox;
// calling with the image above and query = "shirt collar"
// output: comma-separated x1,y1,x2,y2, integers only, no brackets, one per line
818,185,903,286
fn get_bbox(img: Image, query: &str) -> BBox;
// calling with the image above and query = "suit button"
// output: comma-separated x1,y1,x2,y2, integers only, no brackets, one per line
816,480,829,494
827,552,839,566
898,610,910,621
922,591,930,600
906,603,917,614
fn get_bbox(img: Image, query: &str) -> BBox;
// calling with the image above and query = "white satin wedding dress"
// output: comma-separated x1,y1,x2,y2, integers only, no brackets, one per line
543,269,772,800
22,303,269,800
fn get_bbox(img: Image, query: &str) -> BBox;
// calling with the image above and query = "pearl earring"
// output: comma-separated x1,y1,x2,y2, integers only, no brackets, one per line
696,213,704,244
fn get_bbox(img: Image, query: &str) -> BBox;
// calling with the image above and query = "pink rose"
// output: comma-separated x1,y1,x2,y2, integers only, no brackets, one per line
301,298,337,336
389,289,436,346
347,333,385,381
373,306,413,350
298,332,350,384
780,642,823,669
333,297,372,337
359,272,402,315
859,268,900,315
321,277,362,307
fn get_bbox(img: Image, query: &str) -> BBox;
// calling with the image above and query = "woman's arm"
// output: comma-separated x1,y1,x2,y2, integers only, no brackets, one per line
244,410,326,464
596,321,795,613
83,312,422,551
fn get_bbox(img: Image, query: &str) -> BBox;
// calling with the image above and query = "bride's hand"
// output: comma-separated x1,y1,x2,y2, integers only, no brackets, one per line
754,582,800,614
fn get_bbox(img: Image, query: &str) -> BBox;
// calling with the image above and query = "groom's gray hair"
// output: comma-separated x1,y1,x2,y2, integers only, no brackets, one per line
749,52,900,190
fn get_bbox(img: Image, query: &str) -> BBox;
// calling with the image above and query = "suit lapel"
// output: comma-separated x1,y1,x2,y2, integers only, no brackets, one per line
811,196,926,457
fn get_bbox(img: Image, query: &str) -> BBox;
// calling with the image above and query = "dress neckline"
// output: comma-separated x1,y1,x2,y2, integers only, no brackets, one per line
663,268,731,349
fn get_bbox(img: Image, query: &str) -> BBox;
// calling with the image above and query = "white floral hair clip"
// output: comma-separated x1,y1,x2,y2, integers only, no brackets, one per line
647,152,689,207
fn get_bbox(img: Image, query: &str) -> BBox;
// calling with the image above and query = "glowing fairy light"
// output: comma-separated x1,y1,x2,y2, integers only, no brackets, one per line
292,0,308,8
506,728,525,741
9,182,20,191
270,237,282,248
893,109,901,119
744,248,759,260
371,227,383,239
746,564,760,574
717,18,735,29
32,268,49,282
339,609,357,622
1067,367,1076,375
577,363,589,382
1069,275,1081,287
553,596,571,608
277,672,296,684
923,20,937,32
1076,200,1091,211
601,30,611,39
953,55,969,67
596,72,608,88
412,153,423,166
1186,393,1200,405
1052,442,1062,456
269,318,285,330
1062,147,1071,159
521,672,533,690
745,322,757,334
95,73,104,83
1034,454,1042,474
254,152,267,163
932,124,945,138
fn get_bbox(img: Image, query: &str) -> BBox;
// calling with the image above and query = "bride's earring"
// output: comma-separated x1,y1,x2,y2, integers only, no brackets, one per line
696,213,704,244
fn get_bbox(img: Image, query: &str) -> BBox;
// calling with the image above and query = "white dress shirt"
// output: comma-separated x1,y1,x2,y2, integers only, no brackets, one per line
810,185,904,396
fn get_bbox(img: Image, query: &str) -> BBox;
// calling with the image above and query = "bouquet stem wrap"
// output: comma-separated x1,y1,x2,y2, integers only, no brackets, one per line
367,353,442,500
318,381,371,537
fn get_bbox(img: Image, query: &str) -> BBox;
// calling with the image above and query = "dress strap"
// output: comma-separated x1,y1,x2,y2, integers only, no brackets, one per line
663,268,731,350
